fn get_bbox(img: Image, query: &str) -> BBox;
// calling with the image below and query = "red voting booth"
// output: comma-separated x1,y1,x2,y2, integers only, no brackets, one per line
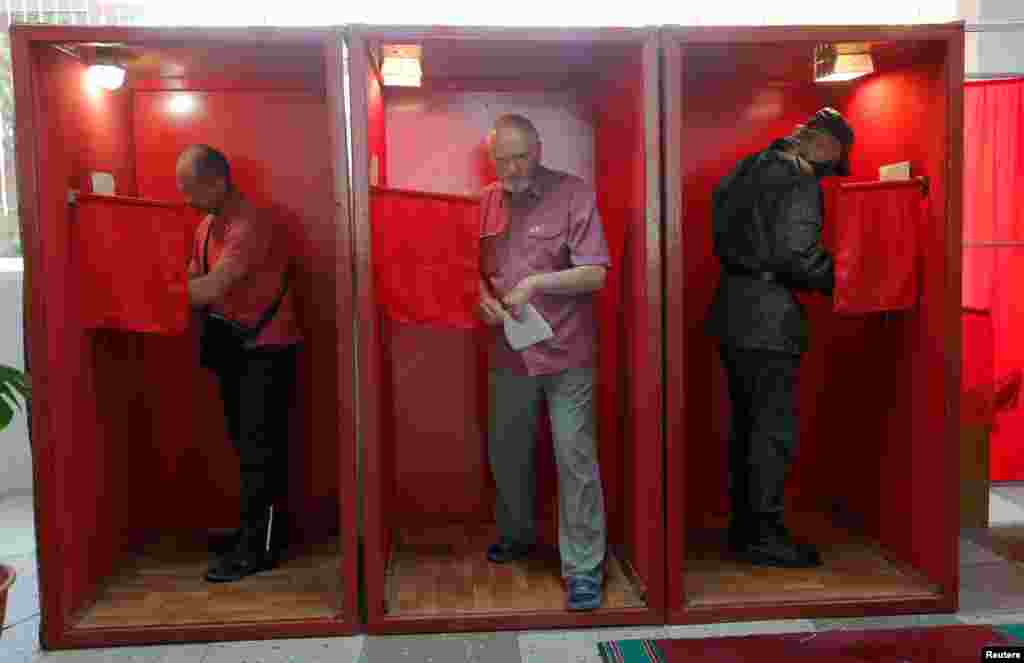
12,25,357,648
347,26,665,633
663,24,964,623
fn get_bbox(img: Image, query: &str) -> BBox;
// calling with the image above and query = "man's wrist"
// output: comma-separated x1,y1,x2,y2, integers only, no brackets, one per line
524,273,547,295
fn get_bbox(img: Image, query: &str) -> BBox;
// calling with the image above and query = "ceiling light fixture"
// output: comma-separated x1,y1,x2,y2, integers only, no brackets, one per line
814,43,874,83
86,45,126,90
380,44,422,87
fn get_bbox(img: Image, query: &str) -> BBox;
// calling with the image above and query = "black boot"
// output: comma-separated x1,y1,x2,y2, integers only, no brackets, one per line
207,528,241,556
727,514,755,553
205,505,285,583
735,516,822,568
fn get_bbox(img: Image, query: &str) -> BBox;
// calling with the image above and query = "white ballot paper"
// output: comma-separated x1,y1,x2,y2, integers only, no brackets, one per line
504,303,554,351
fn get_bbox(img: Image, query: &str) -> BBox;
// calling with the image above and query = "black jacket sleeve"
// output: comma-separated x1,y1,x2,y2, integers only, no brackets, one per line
772,178,835,294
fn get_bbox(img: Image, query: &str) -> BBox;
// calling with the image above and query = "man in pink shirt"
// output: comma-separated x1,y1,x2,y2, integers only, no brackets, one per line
180,145,302,583
478,115,611,611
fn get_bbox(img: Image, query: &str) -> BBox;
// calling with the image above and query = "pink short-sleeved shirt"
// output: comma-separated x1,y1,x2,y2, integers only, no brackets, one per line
480,166,611,376
188,200,302,348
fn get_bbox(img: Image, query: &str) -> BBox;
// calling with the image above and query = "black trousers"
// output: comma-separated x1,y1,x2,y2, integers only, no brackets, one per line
719,344,800,525
215,344,298,549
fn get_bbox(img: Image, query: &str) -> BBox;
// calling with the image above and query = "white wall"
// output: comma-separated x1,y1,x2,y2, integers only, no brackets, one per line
385,89,595,197
0,261,29,498
966,0,1024,76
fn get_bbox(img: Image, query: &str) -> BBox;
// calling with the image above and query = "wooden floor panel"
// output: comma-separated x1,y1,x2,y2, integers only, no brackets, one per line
685,512,941,608
385,523,646,616
74,534,343,628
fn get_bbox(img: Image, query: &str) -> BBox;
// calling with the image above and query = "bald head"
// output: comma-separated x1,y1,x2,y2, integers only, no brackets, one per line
176,145,232,214
488,114,542,194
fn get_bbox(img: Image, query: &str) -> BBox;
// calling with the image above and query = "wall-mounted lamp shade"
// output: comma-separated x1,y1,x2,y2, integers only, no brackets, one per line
381,44,422,87
814,43,875,83
86,46,126,90
86,63,126,90
169,93,196,115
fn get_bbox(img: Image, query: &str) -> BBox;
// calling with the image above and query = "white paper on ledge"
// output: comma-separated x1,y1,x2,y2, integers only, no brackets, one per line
503,303,554,351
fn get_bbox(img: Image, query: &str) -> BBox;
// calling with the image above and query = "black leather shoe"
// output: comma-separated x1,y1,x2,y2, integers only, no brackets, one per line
207,528,241,556
736,535,822,568
486,540,535,564
727,519,754,553
734,517,823,568
205,549,278,582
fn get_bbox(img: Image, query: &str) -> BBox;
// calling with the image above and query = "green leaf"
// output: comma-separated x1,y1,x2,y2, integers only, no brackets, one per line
0,365,29,402
0,381,24,413
0,396,12,431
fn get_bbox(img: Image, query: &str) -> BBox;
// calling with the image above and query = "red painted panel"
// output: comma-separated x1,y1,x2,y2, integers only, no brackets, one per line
78,84,137,196
131,88,340,535
32,47,147,625
130,75,324,93
368,70,387,187
841,57,957,588
382,320,493,523
592,49,657,592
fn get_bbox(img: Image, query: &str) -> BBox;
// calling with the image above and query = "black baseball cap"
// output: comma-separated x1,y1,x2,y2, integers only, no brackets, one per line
806,107,855,175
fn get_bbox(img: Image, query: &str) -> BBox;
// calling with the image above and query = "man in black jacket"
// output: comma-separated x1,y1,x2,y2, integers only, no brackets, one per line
705,108,854,568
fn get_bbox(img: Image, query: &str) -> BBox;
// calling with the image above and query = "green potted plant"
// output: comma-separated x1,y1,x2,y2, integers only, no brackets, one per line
0,362,28,630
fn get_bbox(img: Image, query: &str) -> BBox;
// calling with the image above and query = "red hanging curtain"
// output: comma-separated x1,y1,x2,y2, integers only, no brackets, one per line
370,187,482,329
828,180,922,315
74,195,196,335
964,79,1024,480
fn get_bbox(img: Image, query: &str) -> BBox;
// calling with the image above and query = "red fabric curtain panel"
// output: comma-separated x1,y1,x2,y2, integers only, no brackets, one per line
962,310,995,427
964,79,1024,480
827,180,923,315
74,194,195,335
370,187,482,329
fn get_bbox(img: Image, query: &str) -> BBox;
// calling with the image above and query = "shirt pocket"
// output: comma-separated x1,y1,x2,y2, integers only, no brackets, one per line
525,221,569,269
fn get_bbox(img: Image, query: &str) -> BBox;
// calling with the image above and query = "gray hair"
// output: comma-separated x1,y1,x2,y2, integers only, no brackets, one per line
490,114,541,146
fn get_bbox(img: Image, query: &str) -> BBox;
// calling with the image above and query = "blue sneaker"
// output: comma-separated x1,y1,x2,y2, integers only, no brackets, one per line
566,575,603,611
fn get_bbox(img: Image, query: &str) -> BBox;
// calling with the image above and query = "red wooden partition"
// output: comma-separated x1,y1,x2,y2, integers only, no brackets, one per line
350,26,664,634
12,25,358,649
664,24,963,624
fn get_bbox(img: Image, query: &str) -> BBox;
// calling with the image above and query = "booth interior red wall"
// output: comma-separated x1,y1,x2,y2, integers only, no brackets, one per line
131,80,340,537
364,38,661,604
30,41,344,625
33,46,151,626
678,40,955,590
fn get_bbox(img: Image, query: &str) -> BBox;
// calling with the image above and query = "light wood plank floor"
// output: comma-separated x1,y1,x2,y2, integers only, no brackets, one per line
685,511,942,608
74,534,343,628
384,523,647,616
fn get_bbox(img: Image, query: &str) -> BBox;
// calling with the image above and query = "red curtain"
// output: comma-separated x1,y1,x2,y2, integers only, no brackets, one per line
964,79,1024,480
828,180,922,315
370,187,481,329
74,195,196,335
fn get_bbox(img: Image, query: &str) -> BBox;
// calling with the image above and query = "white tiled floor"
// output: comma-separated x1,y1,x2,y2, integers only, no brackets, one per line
6,489,1024,662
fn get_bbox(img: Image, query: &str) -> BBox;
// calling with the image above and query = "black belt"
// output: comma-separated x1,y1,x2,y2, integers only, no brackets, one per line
725,265,777,281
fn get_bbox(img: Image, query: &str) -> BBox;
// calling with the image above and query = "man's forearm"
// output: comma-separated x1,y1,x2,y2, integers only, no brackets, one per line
528,265,606,296
188,272,231,309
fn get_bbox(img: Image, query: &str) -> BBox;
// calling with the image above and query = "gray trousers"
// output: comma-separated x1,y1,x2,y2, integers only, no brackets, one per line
488,367,607,580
